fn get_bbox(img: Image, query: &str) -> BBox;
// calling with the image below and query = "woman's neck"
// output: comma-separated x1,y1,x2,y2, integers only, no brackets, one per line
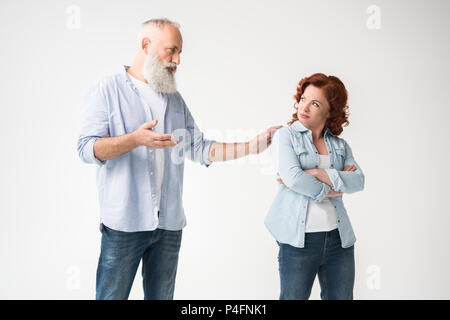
312,130,324,141
307,124,325,141
300,120,325,140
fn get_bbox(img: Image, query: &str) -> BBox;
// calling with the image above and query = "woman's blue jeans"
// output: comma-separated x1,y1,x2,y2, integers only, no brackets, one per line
96,223,182,300
277,228,355,300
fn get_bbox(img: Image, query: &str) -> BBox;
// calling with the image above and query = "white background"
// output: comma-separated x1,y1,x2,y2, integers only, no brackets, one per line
1,0,449,299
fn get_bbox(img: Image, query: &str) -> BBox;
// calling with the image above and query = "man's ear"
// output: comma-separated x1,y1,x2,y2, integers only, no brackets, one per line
141,37,151,53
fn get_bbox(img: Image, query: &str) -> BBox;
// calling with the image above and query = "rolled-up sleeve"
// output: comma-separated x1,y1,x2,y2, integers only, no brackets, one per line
77,82,110,167
182,100,215,167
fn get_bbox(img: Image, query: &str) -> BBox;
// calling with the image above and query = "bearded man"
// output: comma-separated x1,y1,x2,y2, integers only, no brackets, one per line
77,18,281,300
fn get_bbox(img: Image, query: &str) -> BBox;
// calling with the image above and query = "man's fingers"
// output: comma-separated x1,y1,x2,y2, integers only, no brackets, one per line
152,140,178,148
141,119,158,129
268,125,283,135
153,133,175,141
276,178,283,184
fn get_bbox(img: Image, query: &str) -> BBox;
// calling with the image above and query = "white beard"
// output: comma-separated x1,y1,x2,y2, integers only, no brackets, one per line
142,50,177,93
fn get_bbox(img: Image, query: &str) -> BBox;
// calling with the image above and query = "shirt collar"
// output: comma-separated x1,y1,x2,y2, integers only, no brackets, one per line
291,120,334,137
122,65,158,95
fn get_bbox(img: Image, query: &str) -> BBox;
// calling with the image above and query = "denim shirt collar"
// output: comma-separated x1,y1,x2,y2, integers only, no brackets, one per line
291,120,334,138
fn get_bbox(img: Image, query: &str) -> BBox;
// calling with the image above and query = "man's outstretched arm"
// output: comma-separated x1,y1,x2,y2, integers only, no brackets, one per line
208,125,282,162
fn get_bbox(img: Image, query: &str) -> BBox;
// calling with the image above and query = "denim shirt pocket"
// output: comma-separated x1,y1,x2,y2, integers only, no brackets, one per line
292,143,309,168
292,143,308,157
333,147,346,169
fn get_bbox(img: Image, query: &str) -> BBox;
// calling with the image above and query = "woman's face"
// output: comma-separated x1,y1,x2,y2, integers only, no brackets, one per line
296,85,331,131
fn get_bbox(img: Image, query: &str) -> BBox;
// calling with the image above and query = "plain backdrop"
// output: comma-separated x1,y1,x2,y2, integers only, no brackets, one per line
1,0,449,299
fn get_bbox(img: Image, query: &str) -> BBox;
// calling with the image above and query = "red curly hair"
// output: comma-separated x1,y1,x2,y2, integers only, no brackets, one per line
288,73,349,136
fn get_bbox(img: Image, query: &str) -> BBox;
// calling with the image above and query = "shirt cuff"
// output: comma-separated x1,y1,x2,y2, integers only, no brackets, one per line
87,137,106,167
202,140,215,167
325,168,341,192
312,183,331,202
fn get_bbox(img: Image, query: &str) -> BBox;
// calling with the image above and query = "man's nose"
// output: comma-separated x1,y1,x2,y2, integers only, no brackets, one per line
172,53,180,65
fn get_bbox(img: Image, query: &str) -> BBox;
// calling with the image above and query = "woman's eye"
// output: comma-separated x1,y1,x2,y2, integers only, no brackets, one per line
313,102,319,107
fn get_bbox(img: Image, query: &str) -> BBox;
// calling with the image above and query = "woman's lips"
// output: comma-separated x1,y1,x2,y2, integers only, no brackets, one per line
300,113,310,119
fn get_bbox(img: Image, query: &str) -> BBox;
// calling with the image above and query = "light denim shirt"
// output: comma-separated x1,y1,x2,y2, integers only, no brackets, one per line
265,120,365,248
77,66,214,232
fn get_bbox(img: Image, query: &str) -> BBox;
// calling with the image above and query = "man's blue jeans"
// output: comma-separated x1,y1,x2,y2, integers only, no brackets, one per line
277,228,355,300
96,223,183,300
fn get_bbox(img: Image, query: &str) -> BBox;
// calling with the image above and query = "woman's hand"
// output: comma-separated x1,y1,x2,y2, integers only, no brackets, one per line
325,189,343,198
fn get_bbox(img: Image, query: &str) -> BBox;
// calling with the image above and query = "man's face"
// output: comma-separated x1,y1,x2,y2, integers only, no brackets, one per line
142,24,183,93
152,24,183,73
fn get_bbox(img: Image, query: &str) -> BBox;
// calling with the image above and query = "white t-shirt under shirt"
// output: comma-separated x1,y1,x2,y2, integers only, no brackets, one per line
127,72,166,210
305,154,338,233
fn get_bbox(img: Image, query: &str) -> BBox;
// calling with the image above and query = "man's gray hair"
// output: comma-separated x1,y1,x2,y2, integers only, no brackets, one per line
137,18,181,47
141,18,180,30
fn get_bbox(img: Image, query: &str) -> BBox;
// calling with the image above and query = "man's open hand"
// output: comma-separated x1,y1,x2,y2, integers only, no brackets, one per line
133,120,178,148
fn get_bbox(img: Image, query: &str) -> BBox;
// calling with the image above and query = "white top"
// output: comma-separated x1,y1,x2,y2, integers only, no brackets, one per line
305,154,338,233
127,72,167,211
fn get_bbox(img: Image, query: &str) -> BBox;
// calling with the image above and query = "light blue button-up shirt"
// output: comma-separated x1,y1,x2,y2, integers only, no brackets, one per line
265,120,365,248
77,66,214,232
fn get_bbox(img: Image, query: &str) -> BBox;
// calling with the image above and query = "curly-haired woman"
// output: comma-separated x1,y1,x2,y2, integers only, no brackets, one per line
265,73,365,300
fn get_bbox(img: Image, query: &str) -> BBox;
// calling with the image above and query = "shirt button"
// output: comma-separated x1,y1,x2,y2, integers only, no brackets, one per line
304,205,306,208
152,194,156,198
315,165,318,168
338,220,340,223
334,205,336,208
150,171,153,175
331,164,334,167
301,220,304,224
